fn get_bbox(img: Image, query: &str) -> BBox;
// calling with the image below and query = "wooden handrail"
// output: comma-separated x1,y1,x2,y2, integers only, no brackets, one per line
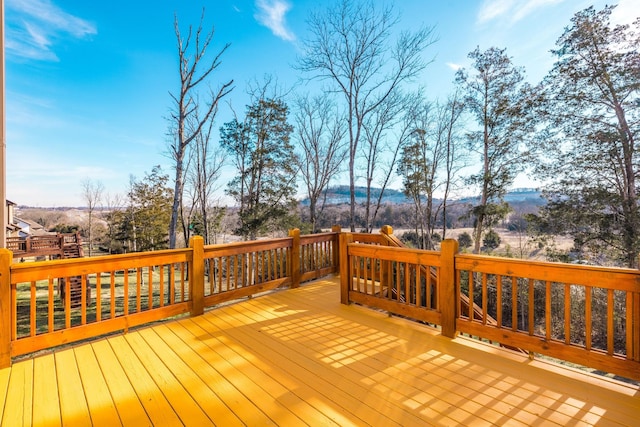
0,228,340,367
340,229,640,382
3,226,639,381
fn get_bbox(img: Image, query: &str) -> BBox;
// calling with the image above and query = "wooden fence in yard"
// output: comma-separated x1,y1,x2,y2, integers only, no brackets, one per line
340,229,640,382
6,233,83,259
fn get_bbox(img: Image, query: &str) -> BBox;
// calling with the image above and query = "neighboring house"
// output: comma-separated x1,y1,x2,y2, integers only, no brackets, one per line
5,200,19,237
5,200,50,238
14,217,49,238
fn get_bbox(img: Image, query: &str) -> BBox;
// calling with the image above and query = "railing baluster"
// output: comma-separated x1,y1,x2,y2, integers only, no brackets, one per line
30,280,36,337
585,286,592,350
64,277,71,328
512,276,518,332
48,278,55,332
482,273,488,325
123,269,129,317
416,264,422,308
564,283,571,345
148,267,154,308
528,279,534,335
81,275,87,324
545,281,551,341
607,289,614,355
404,262,410,304
110,271,116,319
137,268,142,312
158,265,165,307
496,276,502,328
169,264,175,304
395,261,401,302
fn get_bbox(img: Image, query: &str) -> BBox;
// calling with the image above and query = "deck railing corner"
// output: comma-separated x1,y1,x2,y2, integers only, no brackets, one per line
0,248,12,368
189,235,205,316
289,228,301,288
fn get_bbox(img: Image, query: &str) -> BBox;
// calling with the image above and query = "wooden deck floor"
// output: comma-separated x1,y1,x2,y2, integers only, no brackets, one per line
1,277,638,426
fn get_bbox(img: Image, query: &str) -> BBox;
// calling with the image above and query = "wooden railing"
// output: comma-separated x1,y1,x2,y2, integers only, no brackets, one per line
456,253,640,380
6,232,82,258
0,229,340,367
2,224,638,381
340,235,640,381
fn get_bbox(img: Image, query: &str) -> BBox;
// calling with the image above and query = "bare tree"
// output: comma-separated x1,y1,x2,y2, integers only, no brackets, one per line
81,178,104,257
297,0,436,231
168,10,233,248
293,93,347,233
438,91,466,239
360,89,415,232
184,105,227,244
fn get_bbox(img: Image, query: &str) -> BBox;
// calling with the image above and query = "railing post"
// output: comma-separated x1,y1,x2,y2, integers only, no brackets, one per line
331,225,341,272
289,228,301,288
339,232,353,304
632,290,640,362
0,249,12,367
379,226,393,289
440,239,459,338
189,236,205,317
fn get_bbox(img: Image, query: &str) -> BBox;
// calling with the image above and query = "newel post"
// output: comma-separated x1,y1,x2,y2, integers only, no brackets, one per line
440,239,459,338
331,225,341,272
379,225,393,288
289,228,301,288
0,249,12,367
339,232,353,304
189,236,205,317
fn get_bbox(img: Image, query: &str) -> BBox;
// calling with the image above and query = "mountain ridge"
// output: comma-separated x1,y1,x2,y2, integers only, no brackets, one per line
300,185,543,206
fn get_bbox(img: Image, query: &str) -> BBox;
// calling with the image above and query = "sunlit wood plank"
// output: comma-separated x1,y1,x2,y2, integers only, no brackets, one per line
123,332,214,426
55,350,91,425
73,345,120,425
90,340,151,425
32,355,60,427
1,359,33,427
107,335,182,426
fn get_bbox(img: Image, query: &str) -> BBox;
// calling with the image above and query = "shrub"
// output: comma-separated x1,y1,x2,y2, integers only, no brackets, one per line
458,232,473,249
483,229,501,250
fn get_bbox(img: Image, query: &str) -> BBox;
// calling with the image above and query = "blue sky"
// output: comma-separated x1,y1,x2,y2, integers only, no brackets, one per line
5,0,639,207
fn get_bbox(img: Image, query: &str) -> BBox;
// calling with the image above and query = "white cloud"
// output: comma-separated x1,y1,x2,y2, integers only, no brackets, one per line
446,62,462,71
477,0,514,24
477,0,564,25
610,0,640,26
6,0,97,61
254,0,296,42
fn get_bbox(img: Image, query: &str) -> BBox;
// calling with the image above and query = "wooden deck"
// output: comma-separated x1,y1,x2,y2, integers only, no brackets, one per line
1,277,638,426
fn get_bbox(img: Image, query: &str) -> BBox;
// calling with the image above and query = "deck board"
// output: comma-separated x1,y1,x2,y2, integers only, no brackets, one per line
73,345,121,426
107,335,183,427
54,349,92,426
89,340,151,426
1,277,638,426
135,327,245,426
32,355,60,427
155,322,268,426
2,358,33,427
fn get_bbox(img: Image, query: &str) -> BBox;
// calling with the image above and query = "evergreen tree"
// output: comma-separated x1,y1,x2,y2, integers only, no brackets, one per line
221,97,298,240
533,6,640,267
455,47,533,253
124,166,173,252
